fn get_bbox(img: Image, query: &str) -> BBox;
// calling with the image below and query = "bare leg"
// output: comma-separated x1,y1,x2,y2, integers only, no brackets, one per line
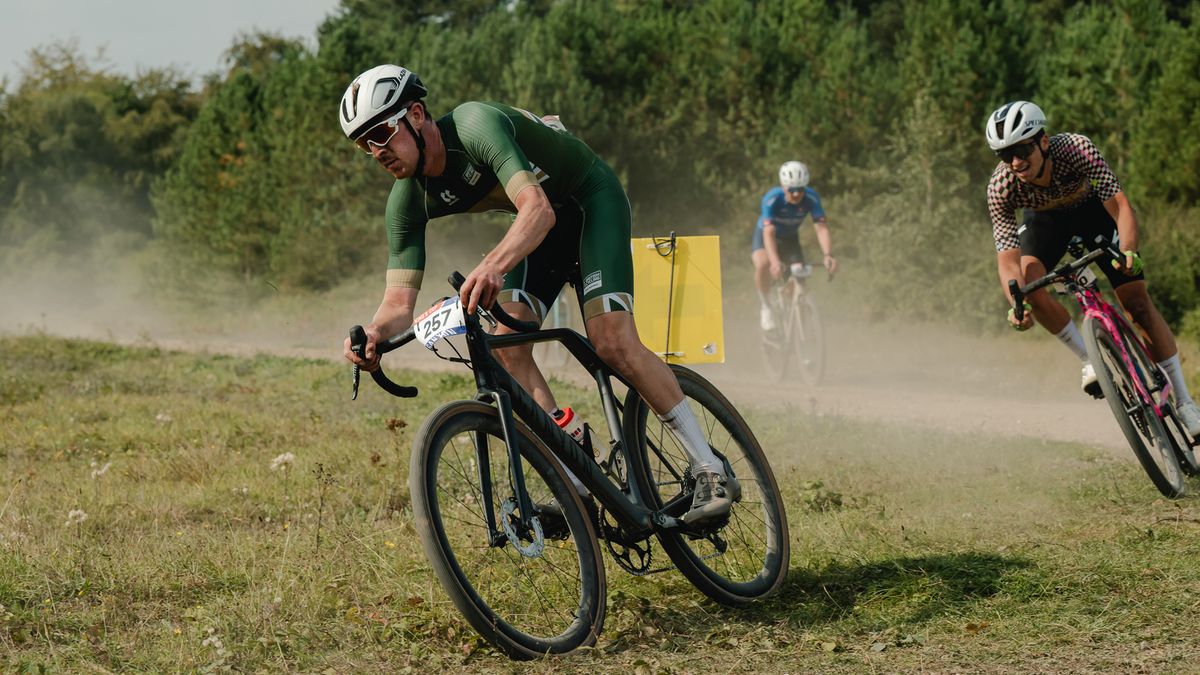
1114,281,1177,361
752,249,771,301
586,310,683,413
491,302,558,413
1020,257,1071,333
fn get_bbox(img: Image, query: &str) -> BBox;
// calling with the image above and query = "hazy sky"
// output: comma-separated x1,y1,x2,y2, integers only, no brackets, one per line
1,0,341,86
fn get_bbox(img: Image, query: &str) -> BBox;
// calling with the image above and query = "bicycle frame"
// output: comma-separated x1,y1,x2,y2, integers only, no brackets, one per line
458,308,662,546
1012,238,1171,417
1070,282,1171,415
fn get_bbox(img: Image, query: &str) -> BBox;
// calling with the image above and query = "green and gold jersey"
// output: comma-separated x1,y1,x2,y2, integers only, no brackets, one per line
384,101,599,289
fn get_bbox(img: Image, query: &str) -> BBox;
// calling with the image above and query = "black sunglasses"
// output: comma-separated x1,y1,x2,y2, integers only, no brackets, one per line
996,140,1039,164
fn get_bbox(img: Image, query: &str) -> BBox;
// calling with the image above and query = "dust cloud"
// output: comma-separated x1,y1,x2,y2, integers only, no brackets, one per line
0,228,1123,451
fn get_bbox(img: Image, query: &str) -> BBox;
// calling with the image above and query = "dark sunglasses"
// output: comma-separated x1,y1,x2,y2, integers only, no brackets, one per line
995,140,1039,164
785,187,804,195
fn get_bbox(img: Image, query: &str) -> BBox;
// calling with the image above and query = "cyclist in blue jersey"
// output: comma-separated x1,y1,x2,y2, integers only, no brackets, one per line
752,161,837,330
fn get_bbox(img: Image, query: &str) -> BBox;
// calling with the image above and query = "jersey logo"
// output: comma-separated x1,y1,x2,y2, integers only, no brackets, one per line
583,270,602,294
531,164,550,184
440,189,459,206
462,164,481,186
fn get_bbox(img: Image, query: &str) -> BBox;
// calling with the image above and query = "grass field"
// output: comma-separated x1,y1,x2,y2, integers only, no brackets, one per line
3,334,1200,672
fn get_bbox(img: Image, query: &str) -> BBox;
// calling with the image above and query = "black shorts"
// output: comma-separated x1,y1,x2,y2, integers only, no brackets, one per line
754,235,806,265
1018,195,1144,288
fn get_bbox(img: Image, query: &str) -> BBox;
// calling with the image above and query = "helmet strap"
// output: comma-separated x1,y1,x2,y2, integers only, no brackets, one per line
1033,136,1049,181
403,114,426,177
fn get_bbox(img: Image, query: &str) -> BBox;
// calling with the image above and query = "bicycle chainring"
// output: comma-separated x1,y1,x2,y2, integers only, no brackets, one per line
599,505,655,575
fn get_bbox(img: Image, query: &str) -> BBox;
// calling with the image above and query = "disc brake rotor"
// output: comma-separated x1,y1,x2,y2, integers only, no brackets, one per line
499,498,545,559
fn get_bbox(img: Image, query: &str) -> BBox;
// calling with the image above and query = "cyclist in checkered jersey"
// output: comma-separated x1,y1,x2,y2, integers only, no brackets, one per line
985,100,1200,437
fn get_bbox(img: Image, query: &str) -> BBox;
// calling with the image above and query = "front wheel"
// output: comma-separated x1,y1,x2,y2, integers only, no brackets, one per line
410,400,606,659
1083,316,1186,498
792,292,825,385
623,366,790,605
760,292,790,382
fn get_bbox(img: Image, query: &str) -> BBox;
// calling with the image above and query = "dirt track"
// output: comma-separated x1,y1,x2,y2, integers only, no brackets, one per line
0,271,1126,454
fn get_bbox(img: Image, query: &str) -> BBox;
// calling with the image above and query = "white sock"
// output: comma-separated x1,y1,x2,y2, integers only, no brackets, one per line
1158,353,1195,407
658,400,723,476
1054,322,1089,362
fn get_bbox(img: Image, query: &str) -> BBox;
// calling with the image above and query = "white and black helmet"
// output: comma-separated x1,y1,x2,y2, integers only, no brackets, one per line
338,64,428,141
985,100,1046,150
779,161,809,189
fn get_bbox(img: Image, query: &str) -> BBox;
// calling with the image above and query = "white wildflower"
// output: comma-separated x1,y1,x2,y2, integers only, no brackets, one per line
155,412,173,424
269,452,296,472
64,509,88,527
201,634,223,649
90,462,112,479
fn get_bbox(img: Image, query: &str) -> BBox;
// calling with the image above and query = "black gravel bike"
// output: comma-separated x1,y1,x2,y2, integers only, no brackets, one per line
349,272,789,660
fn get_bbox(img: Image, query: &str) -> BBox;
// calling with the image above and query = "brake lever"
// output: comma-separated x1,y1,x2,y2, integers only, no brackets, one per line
349,325,367,401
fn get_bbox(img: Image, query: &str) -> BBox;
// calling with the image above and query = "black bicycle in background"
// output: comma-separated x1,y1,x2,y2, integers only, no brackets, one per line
350,272,789,660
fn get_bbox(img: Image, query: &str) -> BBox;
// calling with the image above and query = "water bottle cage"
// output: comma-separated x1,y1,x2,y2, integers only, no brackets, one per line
579,422,595,455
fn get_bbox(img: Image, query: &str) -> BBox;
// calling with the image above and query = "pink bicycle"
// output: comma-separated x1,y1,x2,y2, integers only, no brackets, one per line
1010,237,1199,498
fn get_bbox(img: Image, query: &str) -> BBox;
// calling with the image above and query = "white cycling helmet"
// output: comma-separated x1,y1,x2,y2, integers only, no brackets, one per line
338,64,428,141
779,161,809,189
985,100,1046,150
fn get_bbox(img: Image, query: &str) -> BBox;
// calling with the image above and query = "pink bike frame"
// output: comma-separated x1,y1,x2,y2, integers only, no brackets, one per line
1072,283,1171,415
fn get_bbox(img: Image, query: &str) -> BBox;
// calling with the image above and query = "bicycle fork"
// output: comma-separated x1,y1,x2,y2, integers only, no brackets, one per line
472,388,536,548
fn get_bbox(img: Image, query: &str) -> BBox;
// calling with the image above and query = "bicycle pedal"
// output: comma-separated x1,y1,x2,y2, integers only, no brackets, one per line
1084,381,1104,399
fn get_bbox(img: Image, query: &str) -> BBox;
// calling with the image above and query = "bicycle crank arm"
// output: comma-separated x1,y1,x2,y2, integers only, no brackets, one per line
651,511,684,530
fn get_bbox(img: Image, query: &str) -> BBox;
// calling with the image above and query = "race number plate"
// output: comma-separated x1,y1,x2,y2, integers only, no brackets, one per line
413,297,467,349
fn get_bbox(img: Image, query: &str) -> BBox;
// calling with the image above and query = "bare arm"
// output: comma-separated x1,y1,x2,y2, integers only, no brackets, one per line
1103,191,1139,268
343,286,419,370
996,247,1032,329
460,185,556,313
762,221,782,277
811,218,837,274
997,248,1023,303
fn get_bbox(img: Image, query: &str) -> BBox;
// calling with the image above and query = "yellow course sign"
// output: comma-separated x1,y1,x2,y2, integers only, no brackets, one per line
631,234,724,364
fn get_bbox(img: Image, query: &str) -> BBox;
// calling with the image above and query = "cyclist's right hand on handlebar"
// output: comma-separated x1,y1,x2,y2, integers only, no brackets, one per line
1007,303,1034,331
344,325,383,372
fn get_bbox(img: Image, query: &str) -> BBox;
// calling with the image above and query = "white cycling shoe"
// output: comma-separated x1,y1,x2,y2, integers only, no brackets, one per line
1178,400,1200,439
1081,362,1103,399
760,305,776,332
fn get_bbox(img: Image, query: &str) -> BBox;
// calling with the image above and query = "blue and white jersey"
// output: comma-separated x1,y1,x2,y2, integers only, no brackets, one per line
752,186,825,250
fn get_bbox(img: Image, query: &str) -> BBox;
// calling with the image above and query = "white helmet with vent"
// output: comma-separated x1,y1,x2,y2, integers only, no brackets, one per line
985,100,1046,150
338,65,428,140
778,161,809,189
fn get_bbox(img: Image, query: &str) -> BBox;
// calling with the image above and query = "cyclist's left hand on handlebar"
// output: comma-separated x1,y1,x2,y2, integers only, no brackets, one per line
1007,303,1034,331
1110,250,1143,276
823,254,838,277
461,263,505,314
344,325,382,372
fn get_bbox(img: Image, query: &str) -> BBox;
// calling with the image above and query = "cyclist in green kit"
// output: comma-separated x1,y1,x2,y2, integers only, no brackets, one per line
338,64,736,524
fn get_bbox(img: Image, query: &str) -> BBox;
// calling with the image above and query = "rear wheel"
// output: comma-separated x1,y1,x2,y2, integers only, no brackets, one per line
1083,316,1186,498
623,366,789,605
410,400,606,659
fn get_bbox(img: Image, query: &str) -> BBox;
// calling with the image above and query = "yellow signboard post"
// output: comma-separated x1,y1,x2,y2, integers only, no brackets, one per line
631,234,724,364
